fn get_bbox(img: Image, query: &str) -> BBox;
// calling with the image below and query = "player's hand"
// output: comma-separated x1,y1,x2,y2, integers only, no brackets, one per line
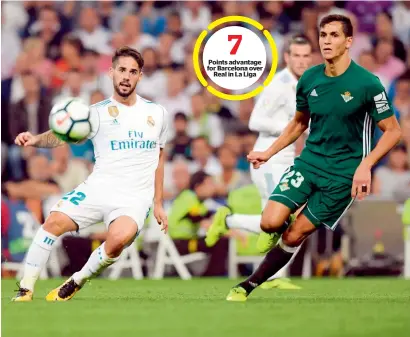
154,204,168,234
352,162,372,200
14,132,38,147
247,151,270,169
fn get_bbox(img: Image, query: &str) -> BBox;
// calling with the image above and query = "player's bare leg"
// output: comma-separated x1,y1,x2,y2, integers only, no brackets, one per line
227,213,316,301
206,201,302,289
12,212,77,302
254,200,295,252
258,205,304,290
206,201,293,248
257,202,306,253
46,216,139,301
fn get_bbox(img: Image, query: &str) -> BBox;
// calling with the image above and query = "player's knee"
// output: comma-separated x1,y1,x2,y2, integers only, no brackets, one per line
43,212,77,236
104,241,124,258
282,215,317,247
104,232,135,258
260,203,291,233
105,216,139,257
282,230,303,247
260,218,283,233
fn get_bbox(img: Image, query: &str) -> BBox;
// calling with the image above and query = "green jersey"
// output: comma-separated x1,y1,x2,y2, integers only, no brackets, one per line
295,61,394,184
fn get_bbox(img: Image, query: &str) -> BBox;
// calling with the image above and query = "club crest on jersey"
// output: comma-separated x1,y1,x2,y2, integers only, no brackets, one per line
341,91,354,103
108,106,119,118
147,116,155,127
279,182,290,192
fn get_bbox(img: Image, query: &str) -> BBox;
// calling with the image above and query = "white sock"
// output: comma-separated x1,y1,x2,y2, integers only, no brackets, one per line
226,214,262,234
20,227,58,291
267,242,303,280
72,242,120,286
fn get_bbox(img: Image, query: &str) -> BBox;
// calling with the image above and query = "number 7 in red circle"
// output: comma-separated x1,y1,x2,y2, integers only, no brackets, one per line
228,35,242,55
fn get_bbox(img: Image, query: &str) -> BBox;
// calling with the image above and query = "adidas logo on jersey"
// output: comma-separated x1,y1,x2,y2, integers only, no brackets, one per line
111,119,120,125
310,89,318,96
374,92,389,114
341,91,354,103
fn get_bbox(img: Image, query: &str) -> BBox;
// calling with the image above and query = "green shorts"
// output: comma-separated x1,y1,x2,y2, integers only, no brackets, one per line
269,164,355,230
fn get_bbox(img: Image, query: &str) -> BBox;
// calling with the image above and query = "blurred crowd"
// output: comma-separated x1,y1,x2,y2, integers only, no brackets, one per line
1,1,410,272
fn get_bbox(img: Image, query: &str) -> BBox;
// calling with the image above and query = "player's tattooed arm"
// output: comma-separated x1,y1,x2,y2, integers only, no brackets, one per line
14,130,65,148
34,130,65,148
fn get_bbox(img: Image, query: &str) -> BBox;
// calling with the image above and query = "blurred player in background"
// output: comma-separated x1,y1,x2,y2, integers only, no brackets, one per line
226,14,402,301
12,47,169,302
205,35,313,289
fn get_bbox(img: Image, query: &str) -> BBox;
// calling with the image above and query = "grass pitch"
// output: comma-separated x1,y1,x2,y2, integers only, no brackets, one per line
2,278,410,337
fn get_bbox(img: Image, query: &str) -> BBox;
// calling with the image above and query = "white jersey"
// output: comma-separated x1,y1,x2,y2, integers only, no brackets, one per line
51,95,168,231
87,95,168,202
248,68,299,206
249,67,298,165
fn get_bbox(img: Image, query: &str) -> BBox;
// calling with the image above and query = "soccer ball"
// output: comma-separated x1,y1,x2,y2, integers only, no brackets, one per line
49,97,92,142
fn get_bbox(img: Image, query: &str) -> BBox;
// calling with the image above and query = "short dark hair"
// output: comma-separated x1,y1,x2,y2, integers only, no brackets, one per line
379,10,393,22
112,46,144,70
319,14,353,37
62,35,84,54
189,171,209,191
169,11,181,20
285,34,312,53
174,112,188,121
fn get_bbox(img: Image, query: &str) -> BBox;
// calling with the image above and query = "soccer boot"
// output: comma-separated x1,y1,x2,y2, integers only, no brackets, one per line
256,232,281,253
260,278,301,290
256,215,295,253
12,283,33,302
205,206,231,247
226,286,249,302
46,278,82,301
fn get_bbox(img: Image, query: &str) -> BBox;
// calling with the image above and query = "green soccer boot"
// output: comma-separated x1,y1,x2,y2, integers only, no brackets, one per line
260,278,301,290
205,206,231,247
226,286,248,302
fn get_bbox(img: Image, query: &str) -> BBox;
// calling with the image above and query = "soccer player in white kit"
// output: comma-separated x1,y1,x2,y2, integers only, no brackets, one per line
12,47,169,301
205,36,312,288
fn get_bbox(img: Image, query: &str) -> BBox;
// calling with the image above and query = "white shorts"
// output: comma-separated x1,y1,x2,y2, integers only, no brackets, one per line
250,162,290,207
50,182,151,232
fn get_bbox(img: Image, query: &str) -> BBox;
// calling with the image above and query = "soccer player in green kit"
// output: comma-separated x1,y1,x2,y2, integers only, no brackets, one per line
226,14,402,301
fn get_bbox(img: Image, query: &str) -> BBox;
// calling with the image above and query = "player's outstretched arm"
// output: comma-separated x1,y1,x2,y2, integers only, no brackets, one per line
248,111,310,168
14,130,65,148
